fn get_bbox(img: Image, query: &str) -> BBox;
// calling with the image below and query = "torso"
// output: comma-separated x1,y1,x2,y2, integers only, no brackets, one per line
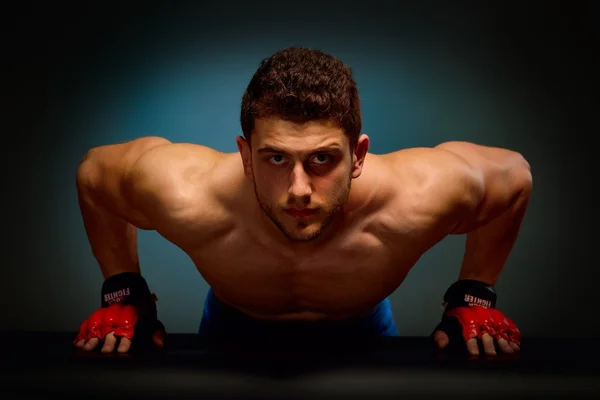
153,147,456,321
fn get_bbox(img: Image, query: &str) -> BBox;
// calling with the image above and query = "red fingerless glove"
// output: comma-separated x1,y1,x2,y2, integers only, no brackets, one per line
74,273,164,350
73,304,139,343
434,279,521,346
74,308,106,343
488,308,522,345
445,306,521,346
101,304,138,340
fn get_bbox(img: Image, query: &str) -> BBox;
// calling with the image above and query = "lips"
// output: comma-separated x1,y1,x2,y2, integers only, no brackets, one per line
285,208,317,219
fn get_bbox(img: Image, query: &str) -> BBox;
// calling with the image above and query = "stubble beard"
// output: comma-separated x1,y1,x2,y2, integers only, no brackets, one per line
253,176,352,242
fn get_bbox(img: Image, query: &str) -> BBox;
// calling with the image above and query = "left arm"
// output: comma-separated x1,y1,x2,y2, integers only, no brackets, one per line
435,141,533,286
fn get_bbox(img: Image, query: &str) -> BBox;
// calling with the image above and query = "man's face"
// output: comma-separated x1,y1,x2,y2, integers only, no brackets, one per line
237,118,367,242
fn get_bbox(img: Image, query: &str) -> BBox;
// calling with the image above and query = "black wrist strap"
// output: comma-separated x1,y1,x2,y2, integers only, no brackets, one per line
442,279,497,312
100,272,157,318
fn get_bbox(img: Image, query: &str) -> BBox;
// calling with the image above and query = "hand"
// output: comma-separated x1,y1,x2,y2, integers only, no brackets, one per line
433,306,521,356
73,303,165,353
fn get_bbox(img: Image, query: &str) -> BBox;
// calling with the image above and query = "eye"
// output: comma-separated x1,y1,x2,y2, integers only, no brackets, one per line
311,154,330,165
268,154,287,165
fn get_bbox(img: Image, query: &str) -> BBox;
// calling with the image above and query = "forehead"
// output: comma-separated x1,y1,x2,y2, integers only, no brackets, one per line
252,118,347,151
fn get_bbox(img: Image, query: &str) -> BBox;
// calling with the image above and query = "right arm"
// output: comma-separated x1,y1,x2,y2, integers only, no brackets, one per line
75,136,225,353
76,136,223,279
75,136,172,279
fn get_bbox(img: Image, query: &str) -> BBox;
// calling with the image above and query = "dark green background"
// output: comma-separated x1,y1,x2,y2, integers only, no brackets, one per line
4,1,596,337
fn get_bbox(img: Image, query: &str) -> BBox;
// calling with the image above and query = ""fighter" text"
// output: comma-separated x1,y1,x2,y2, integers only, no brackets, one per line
104,288,130,304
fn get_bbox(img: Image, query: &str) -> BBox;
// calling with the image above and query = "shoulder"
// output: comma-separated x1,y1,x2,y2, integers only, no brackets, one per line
131,142,223,174
126,143,241,239
378,146,485,218
385,145,471,172
128,143,225,204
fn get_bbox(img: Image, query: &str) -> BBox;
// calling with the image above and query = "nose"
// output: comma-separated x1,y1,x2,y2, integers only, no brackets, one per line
288,163,312,204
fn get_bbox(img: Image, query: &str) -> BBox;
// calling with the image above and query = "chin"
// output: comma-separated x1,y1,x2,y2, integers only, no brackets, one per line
285,228,325,242
279,218,329,242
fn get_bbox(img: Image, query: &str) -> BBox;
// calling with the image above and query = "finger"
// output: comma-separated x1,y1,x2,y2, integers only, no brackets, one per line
481,333,496,356
74,339,86,349
433,330,449,349
101,332,117,353
153,328,166,349
117,337,131,353
509,341,520,351
466,337,479,355
82,337,99,351
497,338,514,354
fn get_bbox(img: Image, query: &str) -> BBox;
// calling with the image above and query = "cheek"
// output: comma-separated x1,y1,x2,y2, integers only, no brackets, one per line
255,168,286,193
328,167,351,185
314,175,344,198
327,173,352,199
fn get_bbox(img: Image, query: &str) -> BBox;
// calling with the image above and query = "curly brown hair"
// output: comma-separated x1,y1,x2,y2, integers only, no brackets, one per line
240,47,362,149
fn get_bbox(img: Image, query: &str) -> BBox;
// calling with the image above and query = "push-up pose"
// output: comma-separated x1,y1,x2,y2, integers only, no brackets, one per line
73,47,531,356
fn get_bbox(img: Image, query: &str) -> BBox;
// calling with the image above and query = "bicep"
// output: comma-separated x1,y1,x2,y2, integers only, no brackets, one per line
124,148,192,230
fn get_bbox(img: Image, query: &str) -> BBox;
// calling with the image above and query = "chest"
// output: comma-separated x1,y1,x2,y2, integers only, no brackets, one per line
189,217,426,310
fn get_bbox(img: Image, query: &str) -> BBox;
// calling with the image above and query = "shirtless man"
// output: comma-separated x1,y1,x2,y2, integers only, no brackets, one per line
73,47,530,357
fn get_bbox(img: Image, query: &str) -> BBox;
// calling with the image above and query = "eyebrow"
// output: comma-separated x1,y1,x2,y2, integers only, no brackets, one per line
257,145,342,155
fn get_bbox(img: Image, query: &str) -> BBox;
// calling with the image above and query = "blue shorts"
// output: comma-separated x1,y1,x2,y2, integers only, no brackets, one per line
198,288,399,340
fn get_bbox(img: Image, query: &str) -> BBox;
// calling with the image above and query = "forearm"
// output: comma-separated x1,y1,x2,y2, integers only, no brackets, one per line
458,177,532,285
76,151,143,280
77,186,141,279
79,196,140,280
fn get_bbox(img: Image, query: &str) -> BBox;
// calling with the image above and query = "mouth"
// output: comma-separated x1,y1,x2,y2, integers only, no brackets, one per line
285,208,317,219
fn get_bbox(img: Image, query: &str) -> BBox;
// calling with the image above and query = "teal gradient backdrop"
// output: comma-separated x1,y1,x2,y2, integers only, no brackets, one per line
4,2,596,336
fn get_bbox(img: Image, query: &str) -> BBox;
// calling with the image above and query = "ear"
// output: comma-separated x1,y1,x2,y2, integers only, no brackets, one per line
236,136,253,179
351,134,370,179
